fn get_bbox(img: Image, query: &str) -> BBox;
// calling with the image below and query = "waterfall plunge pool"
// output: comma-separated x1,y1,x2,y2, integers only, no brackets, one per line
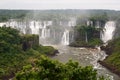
48,45,120,80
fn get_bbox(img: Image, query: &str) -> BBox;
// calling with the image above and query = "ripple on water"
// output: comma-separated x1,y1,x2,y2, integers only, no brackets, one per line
51,45,120,80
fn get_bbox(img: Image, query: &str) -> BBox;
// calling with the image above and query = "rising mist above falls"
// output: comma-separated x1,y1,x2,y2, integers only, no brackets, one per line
0,9,119,45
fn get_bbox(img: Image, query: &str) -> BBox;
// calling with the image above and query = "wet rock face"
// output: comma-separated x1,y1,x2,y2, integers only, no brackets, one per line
100,45,113,55
114,20,120,38
48,50,59,56
22,35,39,51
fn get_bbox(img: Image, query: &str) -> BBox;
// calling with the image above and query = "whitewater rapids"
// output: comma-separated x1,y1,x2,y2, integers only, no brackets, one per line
51,45,120,80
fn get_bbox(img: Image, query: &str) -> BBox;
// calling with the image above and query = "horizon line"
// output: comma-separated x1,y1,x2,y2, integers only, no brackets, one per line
0,8,119,11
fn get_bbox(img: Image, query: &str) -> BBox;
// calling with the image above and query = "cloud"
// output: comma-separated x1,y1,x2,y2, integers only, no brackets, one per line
0,0,120,10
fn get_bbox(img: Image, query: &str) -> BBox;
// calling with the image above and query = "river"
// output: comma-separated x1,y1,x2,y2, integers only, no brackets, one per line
48,45,120,80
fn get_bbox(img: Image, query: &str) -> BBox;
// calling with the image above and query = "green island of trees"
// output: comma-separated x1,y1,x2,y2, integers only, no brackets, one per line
70,25,103,47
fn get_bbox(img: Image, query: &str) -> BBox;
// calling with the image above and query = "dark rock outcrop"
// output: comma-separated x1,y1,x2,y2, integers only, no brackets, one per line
22,34,39,51
100,45,113,55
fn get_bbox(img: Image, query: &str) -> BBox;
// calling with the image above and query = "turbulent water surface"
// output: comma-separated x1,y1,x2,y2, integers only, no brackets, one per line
49,45,120,80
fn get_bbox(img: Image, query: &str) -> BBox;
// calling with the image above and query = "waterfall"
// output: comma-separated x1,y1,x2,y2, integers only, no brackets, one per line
61,30,70,45
40,21,50,38
41,28,46,38
40,28,50,38
0,19,75,45
102,21,116,43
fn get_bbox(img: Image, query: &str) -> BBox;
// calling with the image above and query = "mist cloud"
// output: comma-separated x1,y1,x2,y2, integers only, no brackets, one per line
0,0,120,10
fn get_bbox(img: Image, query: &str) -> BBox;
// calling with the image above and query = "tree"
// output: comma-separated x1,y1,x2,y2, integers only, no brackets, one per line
15,56,107,80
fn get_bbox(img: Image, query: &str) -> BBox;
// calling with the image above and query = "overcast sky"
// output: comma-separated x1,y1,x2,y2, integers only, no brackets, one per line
0,0,120,10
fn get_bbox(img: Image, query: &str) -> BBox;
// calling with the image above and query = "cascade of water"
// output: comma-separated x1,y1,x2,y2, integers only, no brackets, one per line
40,21,50,38
41,28,45,38
87,21,90,26
0,22,6,27
29,21,42,34
61,30,70,45
96,21,100,28
41,29,50,38
0,20,75,45
91,50,107,69
47,29,50,38
102,21,116,43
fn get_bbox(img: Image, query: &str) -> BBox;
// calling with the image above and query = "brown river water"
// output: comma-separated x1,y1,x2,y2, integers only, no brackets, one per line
48,45,120,80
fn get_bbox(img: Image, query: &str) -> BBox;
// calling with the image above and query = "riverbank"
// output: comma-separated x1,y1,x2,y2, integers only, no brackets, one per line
69,39,120,78
51,45,120,80
99,60,120,77
99,38,120,77
99,51,120,77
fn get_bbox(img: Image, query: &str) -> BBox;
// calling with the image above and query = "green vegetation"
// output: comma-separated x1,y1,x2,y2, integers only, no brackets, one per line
101,37,120,76
15,56,107,80
89,38,103,46
70,38,103,47
89,12,108,26
70,25,103,47
33,45,58,56
0,10,29,22
0,9,120,22
0,27,57,79
105,52,120,70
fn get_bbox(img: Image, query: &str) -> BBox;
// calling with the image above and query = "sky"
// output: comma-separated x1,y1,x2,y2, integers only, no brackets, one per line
0,0,120,10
